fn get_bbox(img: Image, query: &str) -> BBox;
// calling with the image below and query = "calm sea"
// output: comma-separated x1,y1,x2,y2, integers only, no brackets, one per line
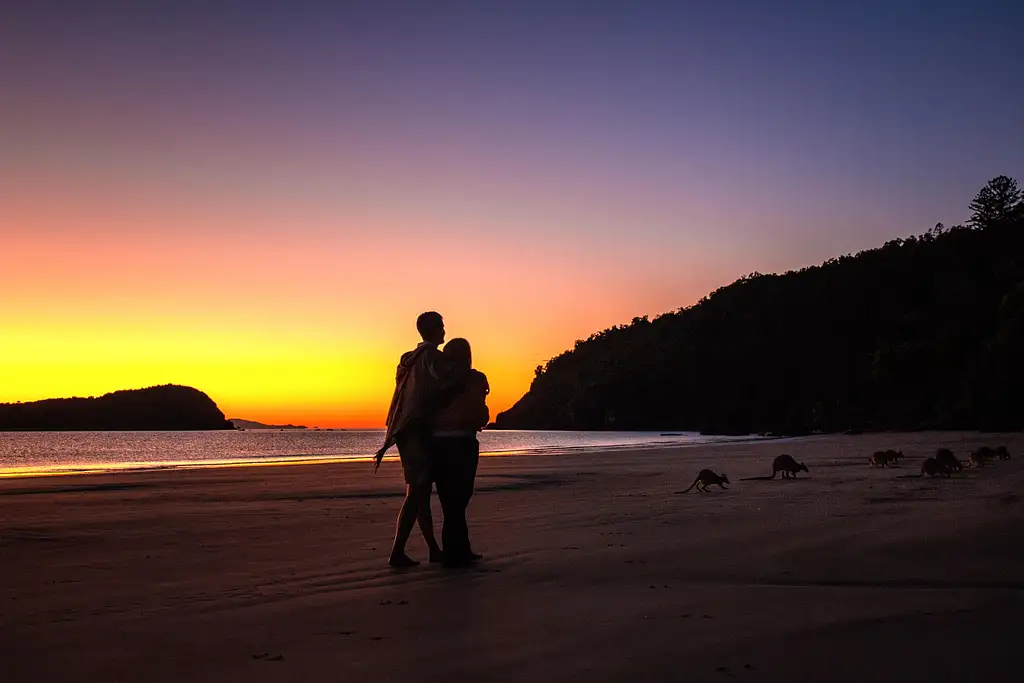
0,430,761,477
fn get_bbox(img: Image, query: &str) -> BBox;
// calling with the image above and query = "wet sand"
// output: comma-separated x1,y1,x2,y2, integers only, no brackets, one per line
2,432,1022,682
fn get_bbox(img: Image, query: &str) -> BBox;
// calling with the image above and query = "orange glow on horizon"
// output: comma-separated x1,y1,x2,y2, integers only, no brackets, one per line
0,319,609,429
1,142,726,428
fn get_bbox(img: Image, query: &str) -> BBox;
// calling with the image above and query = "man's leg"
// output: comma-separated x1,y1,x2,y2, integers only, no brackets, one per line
416,487,443,562
390,482,431,567
389,433,438,567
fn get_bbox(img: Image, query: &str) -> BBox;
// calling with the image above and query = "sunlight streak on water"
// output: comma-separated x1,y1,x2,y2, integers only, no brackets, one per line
0,430,765,477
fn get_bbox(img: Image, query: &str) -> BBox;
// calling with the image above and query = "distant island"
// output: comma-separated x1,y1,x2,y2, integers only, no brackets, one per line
0,385,235,431
229,419,309,430
496,176,1024,435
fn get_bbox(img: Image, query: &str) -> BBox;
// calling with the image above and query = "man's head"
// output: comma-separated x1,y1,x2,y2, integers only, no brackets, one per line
416,311,445,345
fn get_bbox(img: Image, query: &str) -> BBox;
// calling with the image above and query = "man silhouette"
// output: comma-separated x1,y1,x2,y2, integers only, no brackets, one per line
375,311,454,567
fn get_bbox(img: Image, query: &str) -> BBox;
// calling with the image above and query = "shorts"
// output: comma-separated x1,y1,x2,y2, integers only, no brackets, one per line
395,431,433,487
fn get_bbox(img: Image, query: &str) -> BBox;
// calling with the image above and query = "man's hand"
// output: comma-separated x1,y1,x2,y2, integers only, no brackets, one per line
373,446,387,474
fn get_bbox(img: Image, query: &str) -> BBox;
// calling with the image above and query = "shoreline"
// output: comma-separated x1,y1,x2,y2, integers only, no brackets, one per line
0,429,1012,480
0,432,778,480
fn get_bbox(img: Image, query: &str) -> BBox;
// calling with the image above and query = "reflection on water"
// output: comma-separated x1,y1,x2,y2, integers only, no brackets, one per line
0,430,764,477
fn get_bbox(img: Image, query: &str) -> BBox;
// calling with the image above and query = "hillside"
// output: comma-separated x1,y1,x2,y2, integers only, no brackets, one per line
495,177,1024,434
0,385,235,431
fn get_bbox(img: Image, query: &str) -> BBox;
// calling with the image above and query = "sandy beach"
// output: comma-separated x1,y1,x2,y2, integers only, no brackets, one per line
2,432,1022,682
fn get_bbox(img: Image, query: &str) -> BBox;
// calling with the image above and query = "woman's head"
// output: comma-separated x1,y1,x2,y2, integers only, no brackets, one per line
443,337,472,369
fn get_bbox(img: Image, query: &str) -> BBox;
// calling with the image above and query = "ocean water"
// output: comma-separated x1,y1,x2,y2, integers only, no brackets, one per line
0,430,762,477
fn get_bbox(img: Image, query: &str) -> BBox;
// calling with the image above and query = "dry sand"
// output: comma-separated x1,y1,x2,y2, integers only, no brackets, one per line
2,432,1022,682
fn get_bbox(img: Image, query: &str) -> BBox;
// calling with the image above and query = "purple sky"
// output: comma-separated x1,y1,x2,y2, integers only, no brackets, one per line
6,3,1022,255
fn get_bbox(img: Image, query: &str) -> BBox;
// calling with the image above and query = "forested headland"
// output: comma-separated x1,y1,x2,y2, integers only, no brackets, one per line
495,177,1024,435
0,385,235,431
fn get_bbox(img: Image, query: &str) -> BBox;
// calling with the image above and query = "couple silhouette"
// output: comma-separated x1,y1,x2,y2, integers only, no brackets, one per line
374,312,489,568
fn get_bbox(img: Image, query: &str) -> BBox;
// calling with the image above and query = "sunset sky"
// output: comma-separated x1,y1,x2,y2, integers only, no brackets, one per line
2,1,1022,427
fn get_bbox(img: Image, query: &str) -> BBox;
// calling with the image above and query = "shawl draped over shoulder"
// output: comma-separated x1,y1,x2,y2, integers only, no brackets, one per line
374,343,454,465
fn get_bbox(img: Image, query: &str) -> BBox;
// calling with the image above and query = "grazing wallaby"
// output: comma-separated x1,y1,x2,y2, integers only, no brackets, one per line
869,451,890,467
676,469,730,493
935,448,962,472
996,446,1011,461
919,457,951,478
968,447,994,468
885,449,904,464
772,454,809,479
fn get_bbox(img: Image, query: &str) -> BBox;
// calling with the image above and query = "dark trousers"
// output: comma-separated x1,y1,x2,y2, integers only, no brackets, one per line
432,436,479,561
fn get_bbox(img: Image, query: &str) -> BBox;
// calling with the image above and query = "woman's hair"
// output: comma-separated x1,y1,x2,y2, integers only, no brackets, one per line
443,337,472,369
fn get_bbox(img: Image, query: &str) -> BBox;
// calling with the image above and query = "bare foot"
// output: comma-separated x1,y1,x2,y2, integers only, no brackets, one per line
388,553,419,569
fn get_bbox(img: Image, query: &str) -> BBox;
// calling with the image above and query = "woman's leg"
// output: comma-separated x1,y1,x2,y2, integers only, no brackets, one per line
441,438,477,566
432,438,462,562
462,438,481,557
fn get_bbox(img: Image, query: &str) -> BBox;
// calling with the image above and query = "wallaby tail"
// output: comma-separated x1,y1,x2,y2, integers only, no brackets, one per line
740,475,775,481
674,477,699,494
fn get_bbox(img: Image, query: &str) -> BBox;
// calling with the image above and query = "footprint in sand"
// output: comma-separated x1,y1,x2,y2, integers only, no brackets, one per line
379,600,392,605
397,600,409,605
369,636,384,641
252,653,285,662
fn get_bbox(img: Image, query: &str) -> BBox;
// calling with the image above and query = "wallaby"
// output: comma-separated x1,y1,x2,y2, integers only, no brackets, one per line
919,457,951,478
676,469,730,493
869,451,890,467
772,454,808,479
968,446,994,468
995,446,1011,461
935,448,962,472
885,449,904,464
